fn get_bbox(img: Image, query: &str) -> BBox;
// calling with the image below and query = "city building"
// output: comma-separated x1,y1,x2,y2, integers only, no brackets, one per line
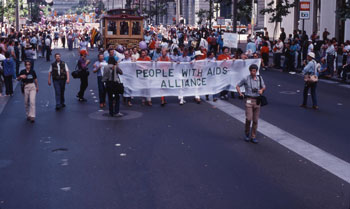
52,0,79,15
262,0,350,42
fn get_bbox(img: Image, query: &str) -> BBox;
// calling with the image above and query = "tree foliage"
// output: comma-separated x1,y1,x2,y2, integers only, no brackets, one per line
0,0,29,24
259,0,295,23
336,1,350,21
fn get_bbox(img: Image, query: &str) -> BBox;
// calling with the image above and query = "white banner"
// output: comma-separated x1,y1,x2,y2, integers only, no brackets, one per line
118,59,261,97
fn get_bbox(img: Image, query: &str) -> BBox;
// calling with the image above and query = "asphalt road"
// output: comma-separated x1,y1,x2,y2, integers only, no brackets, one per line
0,48,349,209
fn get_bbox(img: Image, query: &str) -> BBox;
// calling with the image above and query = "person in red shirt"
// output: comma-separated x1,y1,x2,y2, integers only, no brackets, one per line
137,49,152,106
217,47,231,60
137,49,152,61
157,48,171,106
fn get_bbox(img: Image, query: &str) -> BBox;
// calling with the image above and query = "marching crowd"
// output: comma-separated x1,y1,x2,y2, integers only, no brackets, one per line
0,23,349,143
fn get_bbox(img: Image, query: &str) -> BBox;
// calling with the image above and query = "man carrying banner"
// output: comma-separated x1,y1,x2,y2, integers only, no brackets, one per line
138,49,152,106
192,50,205,104
177,47,191,105
236,64,266,144
157,48,171,106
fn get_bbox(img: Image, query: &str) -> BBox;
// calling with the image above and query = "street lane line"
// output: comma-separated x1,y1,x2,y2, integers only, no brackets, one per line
207,99,350,184
318,79,338,84
338,84,350,89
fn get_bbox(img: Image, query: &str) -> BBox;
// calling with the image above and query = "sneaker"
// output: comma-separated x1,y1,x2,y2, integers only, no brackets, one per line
312,105,319,110
30,117,35,123
115,112,124,117
244,134,250,142
78,98,87,102
299,104,307,108
251,138,258,144
61,104,66,108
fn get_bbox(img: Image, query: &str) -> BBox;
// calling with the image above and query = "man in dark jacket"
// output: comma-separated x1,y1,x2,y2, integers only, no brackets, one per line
48,53,70,110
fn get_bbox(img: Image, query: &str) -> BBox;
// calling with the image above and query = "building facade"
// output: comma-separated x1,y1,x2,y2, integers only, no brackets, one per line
53,0,79,15
262,0,350,42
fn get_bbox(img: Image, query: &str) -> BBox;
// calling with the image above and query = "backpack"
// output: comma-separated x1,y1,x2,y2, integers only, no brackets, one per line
45,38,51,46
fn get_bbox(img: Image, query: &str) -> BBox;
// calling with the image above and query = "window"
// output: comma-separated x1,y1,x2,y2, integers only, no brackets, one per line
120,21,129,35
132,21,141,35
107,20,117,35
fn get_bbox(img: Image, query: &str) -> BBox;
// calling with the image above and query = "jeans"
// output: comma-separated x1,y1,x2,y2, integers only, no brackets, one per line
274,53,282,68
53,79,66,107
68,39,73,50
61,38,66,48
15,60,20,76
97,76,106,104
107,89,120,115
4,75,13,95
78,75,88,99
302,82,318,106
327,55,335,76
42,45,46,58
46,46,51,61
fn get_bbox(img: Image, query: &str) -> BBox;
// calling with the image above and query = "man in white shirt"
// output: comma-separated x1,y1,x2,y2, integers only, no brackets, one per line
93,53,108,108
273,39,284,69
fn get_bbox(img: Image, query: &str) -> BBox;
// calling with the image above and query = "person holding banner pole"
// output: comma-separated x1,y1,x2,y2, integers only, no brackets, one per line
205,51,218,102
137,49,152,106
218,47,233,100
193,50,206,104
157,48,171,106
236,64,266,144
177,47,191,105
120,50,133,107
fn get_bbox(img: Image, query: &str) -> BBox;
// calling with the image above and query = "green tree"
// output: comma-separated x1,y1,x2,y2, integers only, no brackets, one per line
336,0,350,21
140,0,169,25
195,0,251,28
260,0,295,39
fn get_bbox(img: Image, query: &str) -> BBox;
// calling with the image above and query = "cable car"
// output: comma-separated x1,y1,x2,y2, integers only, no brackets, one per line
101,9,144,49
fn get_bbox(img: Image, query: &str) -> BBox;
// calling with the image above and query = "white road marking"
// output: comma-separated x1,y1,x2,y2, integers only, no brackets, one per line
207,99,350,184
339,84,350,89
318,80,338,84
120,153,127,157
60,187,71,191
115,144,121,147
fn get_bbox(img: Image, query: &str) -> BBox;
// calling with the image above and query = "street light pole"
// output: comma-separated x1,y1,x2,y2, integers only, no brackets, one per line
15,0,19,31
232,0,237,33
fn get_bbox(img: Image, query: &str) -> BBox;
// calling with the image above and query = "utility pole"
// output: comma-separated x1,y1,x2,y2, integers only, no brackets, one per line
252,0,255,35
176,0,180,24
232,0,237,33
15,0,19,31
209,0,213,30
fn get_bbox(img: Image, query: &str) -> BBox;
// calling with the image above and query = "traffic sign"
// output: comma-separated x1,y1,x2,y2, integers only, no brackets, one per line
217,17,225,25
300,0,310,20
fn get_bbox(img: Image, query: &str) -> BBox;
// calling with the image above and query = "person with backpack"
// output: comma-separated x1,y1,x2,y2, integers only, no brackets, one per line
102,59,123,117
53,29,59,47
3,52,15,96
45,34,52,62
76,50,90,102
300,52,319,110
